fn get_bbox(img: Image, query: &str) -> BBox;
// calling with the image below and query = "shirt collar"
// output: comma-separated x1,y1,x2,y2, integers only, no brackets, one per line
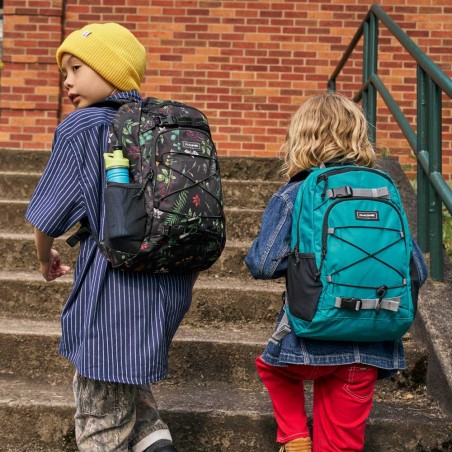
107,90,142,103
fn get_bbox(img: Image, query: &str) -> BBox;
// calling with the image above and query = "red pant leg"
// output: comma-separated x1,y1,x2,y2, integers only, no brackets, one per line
312,365,378,452
256,356,312,444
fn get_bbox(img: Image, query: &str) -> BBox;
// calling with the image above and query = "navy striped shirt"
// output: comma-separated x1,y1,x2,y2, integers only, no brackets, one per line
25,91,194,384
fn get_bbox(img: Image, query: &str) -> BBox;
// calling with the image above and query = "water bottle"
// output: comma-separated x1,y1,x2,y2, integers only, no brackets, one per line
104,147,130,183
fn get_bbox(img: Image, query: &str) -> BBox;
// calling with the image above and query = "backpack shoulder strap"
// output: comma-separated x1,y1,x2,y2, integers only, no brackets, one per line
90,98,136,110
66,98,138,248
66,217,92,247
268,292,292,344
289,168,312,183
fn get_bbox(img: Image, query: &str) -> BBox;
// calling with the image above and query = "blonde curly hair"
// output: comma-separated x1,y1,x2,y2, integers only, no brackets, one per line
281,91,376,179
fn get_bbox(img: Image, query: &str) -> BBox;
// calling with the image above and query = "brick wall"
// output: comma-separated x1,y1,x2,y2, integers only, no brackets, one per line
0,0,450,179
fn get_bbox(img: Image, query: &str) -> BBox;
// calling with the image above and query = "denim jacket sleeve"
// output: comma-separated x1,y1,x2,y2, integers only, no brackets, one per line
245,183,299,279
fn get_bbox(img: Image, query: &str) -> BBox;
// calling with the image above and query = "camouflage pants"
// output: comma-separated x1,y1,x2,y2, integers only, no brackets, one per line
73,372,173,451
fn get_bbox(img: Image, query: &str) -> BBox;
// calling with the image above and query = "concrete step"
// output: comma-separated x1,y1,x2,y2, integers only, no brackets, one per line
0,200,31,233
0,171,44,201
0,317,271,390
0,374,450,452
0,271,284,324
0,149,53,173
0,200,264,241
0,171,281,210
0,313,433,400
0,148,282,181
0,233,254,279
0,374,274,452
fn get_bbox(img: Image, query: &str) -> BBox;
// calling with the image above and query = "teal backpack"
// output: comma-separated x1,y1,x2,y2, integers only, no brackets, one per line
284,165,419,342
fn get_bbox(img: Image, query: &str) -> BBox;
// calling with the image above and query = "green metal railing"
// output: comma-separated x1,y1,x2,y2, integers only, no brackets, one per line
327,3,452,281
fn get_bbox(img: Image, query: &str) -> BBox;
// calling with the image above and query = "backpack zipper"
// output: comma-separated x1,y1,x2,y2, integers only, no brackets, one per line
316,166,395,183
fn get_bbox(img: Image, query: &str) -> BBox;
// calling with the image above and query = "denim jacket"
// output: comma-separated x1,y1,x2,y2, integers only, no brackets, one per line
245,178,428,379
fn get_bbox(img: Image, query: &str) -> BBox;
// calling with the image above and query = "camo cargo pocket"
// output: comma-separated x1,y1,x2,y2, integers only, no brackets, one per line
104,183,147,255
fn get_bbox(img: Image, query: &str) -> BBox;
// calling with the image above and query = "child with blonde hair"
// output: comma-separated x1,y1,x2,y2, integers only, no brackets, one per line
245,91,427,452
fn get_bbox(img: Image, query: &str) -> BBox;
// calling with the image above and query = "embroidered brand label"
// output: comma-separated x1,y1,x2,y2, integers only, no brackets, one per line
355,210,379,221
183,141,201,153
183,141,200,149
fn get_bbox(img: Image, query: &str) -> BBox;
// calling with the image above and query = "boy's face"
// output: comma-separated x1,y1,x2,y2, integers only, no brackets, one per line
61,54,118,109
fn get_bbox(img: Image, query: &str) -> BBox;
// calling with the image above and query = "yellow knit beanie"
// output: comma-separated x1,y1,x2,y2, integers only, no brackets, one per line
56,23,146,92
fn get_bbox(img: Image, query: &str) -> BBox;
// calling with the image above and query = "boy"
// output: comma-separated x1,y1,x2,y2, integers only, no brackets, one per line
25,23,195,452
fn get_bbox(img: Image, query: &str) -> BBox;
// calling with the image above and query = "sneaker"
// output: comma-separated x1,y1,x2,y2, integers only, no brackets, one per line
144,440,178,452
152,445,178,452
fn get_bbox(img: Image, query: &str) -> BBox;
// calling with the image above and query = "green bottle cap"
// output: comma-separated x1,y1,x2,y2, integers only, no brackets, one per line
104,149,130,170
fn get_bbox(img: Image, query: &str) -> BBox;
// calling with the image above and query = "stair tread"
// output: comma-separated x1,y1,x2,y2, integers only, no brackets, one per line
0,199,29,204
0,170,43,176
0,199,264,213
0,269,283,291
0,373,271,414
0,374,449,423
0,170,281,184
0,315,272,344
0,231,253,246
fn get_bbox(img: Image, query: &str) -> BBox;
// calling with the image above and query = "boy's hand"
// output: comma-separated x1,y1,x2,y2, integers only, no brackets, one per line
39,249,71,281
33,228,70,281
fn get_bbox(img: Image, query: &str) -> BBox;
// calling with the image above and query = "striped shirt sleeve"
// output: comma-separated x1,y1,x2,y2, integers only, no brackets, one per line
25,124,86,237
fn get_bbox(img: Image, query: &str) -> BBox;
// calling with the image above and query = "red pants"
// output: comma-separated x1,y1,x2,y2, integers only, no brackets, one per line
256,356,378,451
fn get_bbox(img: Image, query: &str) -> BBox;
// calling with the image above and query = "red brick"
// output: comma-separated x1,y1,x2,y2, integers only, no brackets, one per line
0,0,450,180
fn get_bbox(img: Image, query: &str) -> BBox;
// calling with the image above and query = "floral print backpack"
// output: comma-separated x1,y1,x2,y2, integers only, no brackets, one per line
68,97,226,273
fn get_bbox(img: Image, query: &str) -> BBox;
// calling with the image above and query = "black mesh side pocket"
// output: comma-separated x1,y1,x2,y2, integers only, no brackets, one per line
286,252,323,321
104,183,147,255
409,256,420,315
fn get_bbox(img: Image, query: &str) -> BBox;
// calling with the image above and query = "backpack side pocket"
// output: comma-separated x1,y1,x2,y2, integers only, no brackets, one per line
286,253,322,321
409,255,420,316
104,183,147,255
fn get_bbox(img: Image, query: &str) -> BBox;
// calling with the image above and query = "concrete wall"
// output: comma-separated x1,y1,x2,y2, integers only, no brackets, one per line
0,0,451,178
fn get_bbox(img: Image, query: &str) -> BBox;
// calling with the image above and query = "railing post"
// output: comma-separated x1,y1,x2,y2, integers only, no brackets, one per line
328,4,452,282
328,79,336,92
417,66,429,251
363,12,378,146
427,77,443,281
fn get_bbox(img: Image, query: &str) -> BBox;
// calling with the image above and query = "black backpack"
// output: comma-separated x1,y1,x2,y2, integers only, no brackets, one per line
68,97,226,273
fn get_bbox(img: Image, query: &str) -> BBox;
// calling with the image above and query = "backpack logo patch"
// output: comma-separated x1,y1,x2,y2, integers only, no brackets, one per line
183,141,201,153
355,210,379,221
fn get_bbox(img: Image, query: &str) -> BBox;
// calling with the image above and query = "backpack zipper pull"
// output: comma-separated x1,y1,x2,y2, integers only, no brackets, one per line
133,170,153,199
375,285,387,315
319,174,328,200
316,245,327,280
294,246,300,263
